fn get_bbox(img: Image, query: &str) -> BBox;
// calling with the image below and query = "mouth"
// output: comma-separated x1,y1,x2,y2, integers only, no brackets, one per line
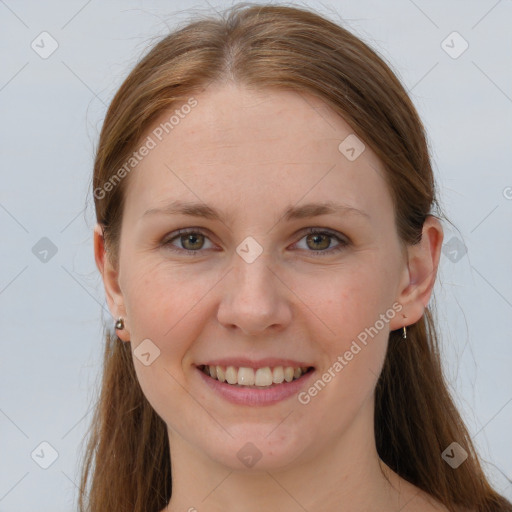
197,364,315,388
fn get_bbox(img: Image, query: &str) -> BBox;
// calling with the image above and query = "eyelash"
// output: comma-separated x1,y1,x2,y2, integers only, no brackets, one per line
161,227,349,257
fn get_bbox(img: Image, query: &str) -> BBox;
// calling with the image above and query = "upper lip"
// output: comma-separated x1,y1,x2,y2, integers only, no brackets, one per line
196,358,314,369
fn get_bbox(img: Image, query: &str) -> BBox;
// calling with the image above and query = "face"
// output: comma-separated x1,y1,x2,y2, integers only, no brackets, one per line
102,82,416,471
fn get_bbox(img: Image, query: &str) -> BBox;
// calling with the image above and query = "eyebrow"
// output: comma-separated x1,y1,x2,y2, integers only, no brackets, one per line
142,200,370,224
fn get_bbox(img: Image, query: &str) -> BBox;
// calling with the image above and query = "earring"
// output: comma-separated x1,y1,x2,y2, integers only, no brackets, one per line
115,317,125,330
402,326,407,339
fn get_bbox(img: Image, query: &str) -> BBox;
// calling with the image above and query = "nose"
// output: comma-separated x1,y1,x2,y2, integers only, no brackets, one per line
216,250,293,336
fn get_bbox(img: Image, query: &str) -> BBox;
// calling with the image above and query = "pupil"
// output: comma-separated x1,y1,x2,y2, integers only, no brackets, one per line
184,234,202,249
309,233,328,250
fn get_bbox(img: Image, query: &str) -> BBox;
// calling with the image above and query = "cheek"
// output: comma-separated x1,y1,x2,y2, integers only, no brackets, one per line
307,260,396,345
123,260,215,344
299,257,396,399
122,262,216,421
296,269,392,433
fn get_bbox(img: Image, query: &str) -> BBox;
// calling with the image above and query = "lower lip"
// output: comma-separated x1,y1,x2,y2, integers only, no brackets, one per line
196,366,316,406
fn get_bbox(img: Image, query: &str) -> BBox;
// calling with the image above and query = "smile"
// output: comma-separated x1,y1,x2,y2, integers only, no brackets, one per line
195,363,316,406
198,364,314,388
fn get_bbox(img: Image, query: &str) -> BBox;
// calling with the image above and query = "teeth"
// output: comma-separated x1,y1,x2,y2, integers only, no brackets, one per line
238,367,255,385
255,367,273,386
216,365,226,383
272,366,284,384
225,366,238,385
201,365,311,387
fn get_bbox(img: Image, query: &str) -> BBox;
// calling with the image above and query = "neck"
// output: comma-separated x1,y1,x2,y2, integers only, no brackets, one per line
161,398,406,512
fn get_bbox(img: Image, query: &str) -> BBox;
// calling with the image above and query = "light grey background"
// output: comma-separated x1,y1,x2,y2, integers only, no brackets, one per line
1,1,511,510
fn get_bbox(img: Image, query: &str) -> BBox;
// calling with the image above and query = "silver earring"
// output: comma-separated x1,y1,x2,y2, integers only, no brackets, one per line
402,326,407,339
115,317,124,330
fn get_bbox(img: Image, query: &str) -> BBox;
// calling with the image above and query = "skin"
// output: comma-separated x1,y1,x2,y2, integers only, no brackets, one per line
94,82,445,511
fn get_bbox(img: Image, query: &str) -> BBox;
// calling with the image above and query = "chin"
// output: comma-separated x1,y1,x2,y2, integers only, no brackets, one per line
202,428,307,472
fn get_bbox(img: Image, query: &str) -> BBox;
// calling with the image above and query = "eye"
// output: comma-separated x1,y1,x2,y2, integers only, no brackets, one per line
161,227,349,256
162,228,215,255
293,228,349,256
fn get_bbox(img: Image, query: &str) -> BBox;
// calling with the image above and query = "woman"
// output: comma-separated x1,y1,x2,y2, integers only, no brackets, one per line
81,3,512,511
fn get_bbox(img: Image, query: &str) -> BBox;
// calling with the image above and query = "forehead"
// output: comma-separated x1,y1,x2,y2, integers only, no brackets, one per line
122,83,392,226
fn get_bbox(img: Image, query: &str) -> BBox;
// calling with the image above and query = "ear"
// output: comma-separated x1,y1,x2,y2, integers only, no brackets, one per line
389,215,444,331
94,223,130,342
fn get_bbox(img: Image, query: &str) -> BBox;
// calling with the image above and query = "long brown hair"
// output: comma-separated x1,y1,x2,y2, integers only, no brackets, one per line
80,3,512,511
